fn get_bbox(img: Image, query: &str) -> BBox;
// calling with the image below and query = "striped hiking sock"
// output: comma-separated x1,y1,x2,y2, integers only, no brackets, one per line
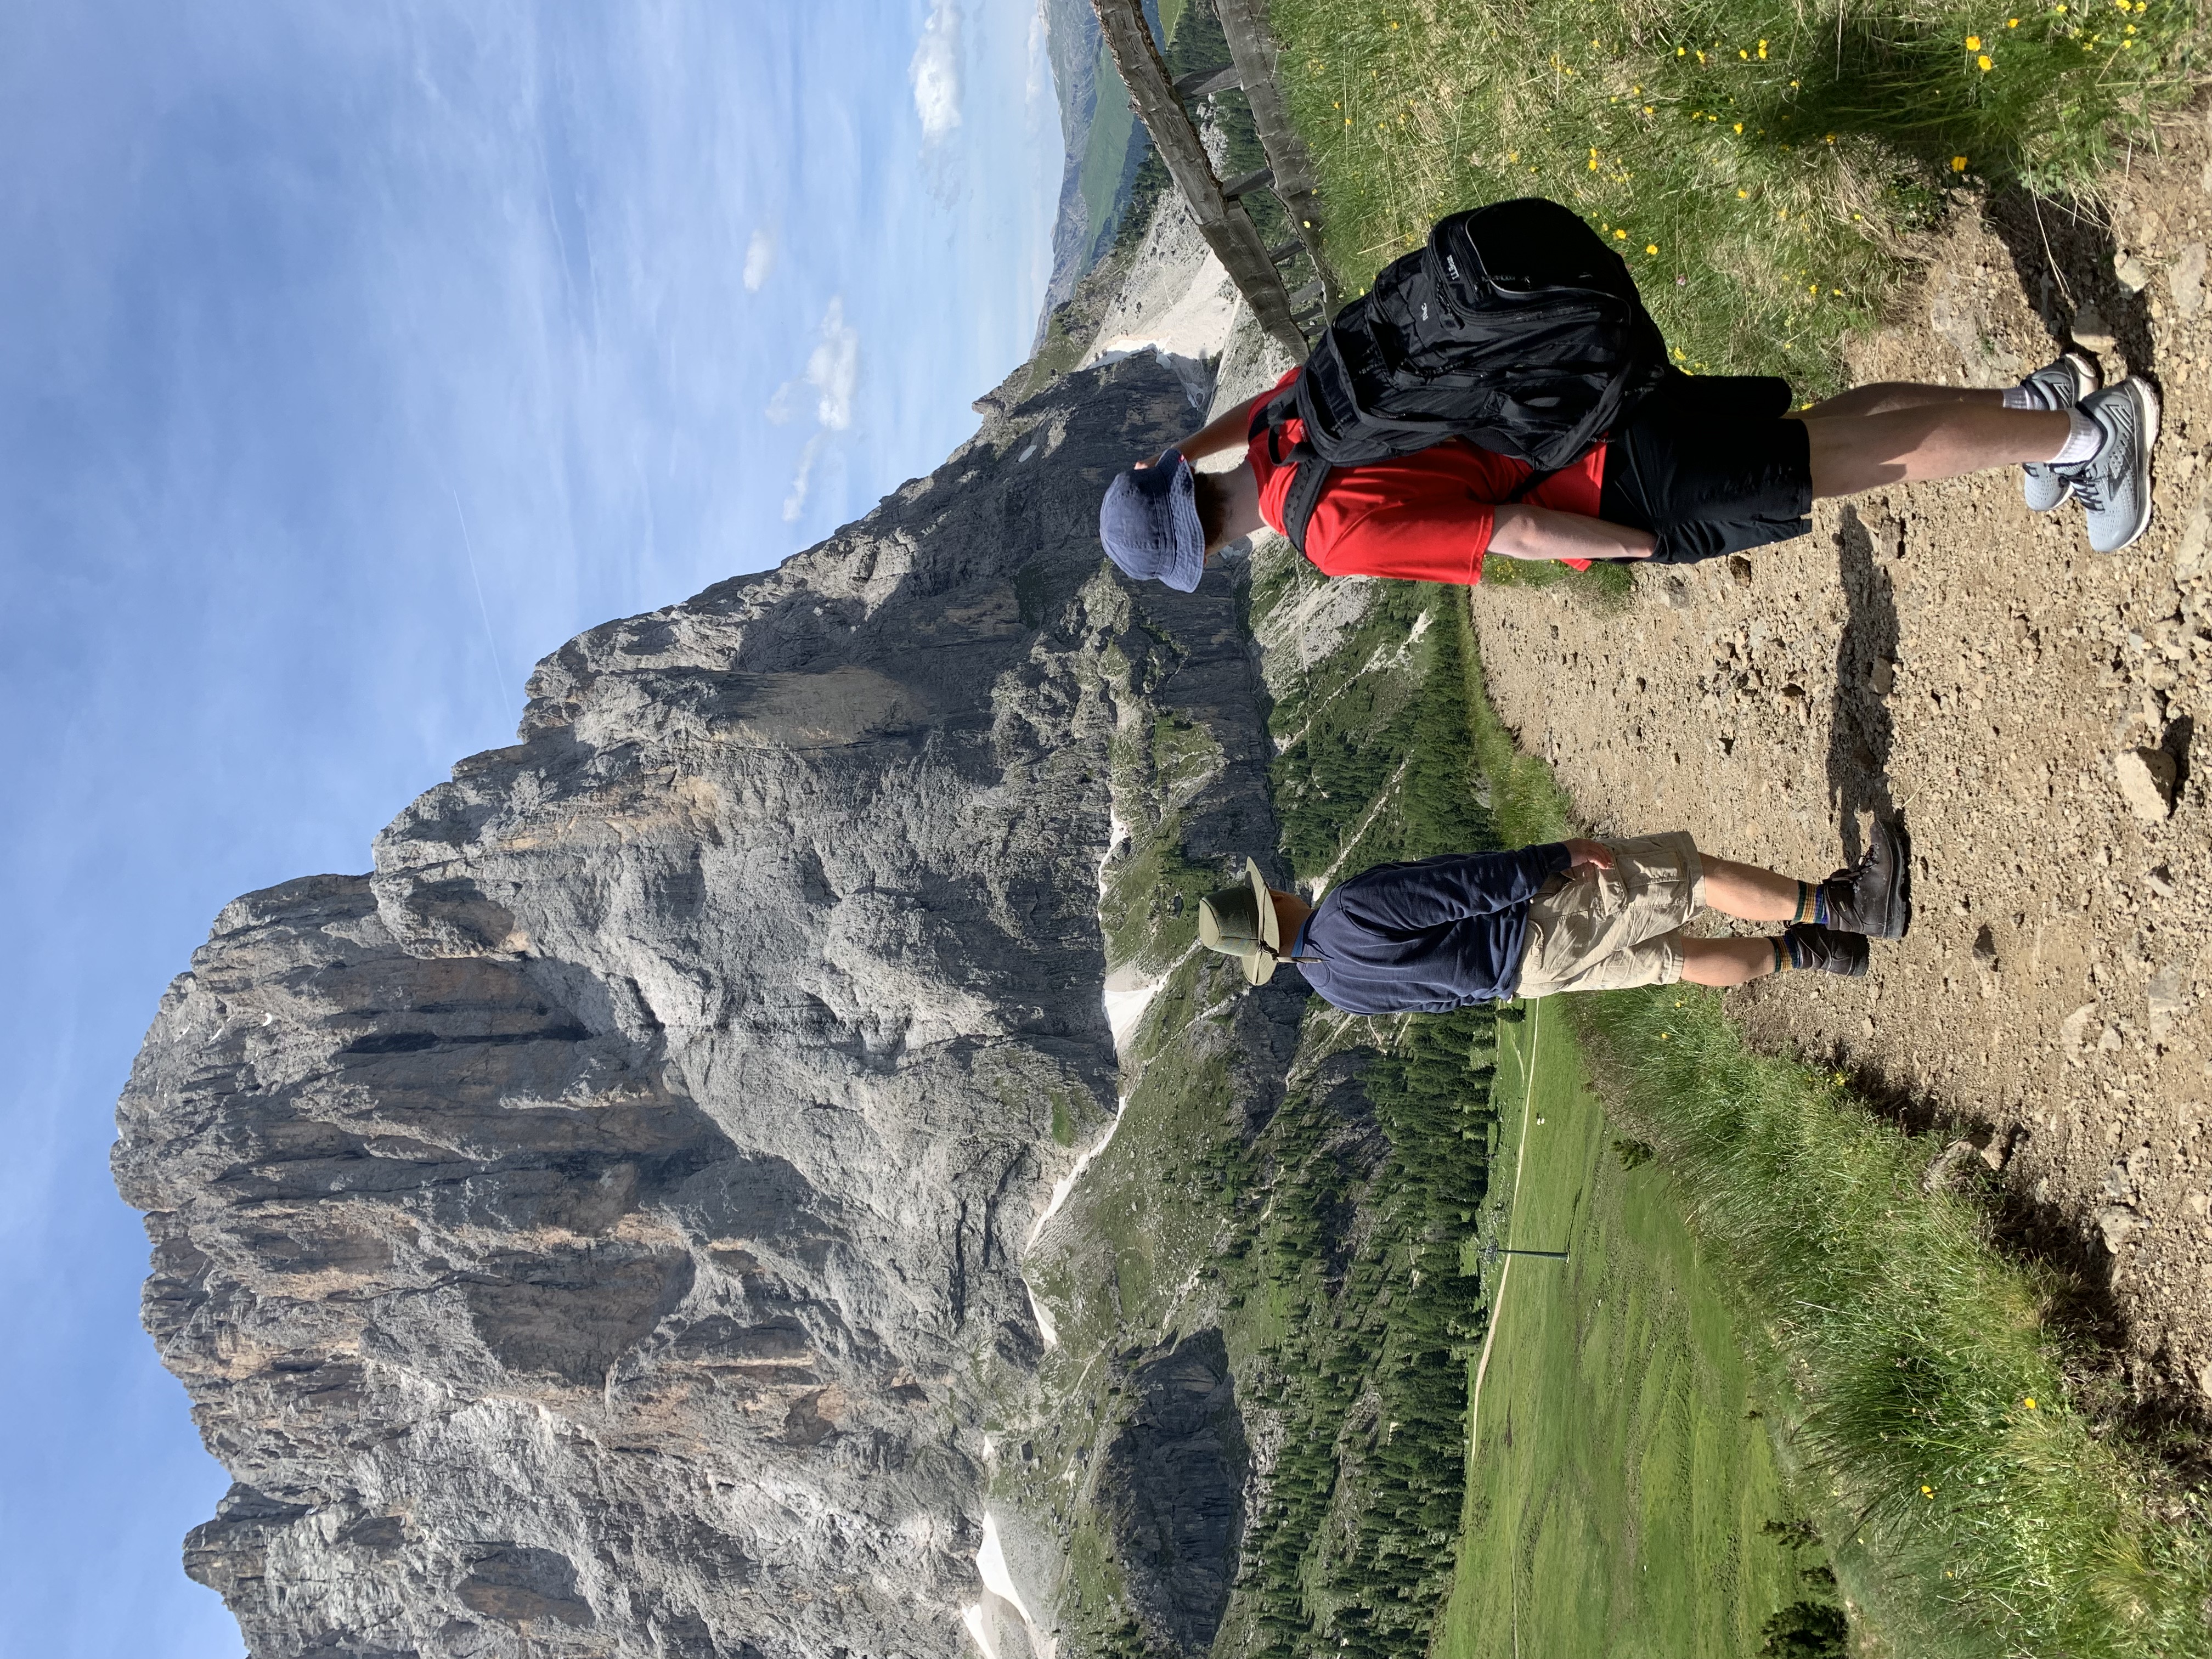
1791,881,1831,927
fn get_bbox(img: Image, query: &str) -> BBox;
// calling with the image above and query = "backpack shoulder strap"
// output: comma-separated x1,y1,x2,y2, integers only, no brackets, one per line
1278,455,1332,556
1252,385,1333,555
1251,385,1296,459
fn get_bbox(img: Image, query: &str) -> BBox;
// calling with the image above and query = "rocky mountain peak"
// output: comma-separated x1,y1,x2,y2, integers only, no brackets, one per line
114,354,1214,1659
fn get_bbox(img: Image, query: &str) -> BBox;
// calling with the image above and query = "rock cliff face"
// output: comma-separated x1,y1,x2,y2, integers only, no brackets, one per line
1093,1332,1248,1654
113,354,1220,1659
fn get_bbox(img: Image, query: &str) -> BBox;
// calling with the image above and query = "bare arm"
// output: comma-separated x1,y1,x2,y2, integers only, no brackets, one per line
1138,392,1267,467
1487,503,1656,562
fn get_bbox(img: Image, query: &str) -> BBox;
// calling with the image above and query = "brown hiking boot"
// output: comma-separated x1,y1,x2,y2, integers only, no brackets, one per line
1784,924,1870,977
1819,819,1910,940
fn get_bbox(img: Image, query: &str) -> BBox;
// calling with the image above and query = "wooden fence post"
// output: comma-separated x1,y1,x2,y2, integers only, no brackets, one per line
1086,0,1310,359
1210,0,1342,322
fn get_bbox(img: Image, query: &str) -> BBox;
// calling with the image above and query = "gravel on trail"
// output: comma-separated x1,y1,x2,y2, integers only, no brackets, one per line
1471,105,2212,1412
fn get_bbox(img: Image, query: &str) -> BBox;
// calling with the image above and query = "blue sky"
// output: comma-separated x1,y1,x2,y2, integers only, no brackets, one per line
0,2,1060,1651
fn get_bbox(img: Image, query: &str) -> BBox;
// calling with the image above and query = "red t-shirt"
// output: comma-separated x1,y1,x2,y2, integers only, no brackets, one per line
1248,368,1603,585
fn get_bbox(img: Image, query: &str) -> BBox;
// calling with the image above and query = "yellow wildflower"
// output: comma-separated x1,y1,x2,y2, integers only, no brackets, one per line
1734,121,1744,132
1922,1486,1935,1498
2024,1397,2038,1409
1966,32,1983,46
1737,188,1749,197
1677,44,1686,55
1825,133,1836,142
1738,47,1749,58
1951,154,1969,171
1979,52,1994,66
1646,243,1658,255
1758,38,1768,57
1614,227,1627,238
1644,105,1654,115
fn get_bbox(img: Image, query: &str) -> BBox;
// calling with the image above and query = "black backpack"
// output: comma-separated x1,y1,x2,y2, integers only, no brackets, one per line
1258,198,1670,553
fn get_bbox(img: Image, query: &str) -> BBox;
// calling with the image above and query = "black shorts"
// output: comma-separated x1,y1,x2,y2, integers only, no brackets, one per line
1596,371,1813,565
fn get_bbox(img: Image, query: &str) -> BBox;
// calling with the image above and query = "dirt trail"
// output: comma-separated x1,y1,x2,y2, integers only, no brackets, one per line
1472,106,2212,1407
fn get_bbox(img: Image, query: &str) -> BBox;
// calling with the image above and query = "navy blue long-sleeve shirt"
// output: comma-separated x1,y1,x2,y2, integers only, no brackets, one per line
1291,844,1572,1014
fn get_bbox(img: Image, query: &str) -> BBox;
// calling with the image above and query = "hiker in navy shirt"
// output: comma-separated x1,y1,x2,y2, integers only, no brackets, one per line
1195,824,1912,1012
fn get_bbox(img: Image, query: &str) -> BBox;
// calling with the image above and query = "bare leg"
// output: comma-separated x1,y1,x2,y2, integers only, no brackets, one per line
1700,855,1802,922
1798,382,2004,420
1681,936,1780,986
1797,404,2070,498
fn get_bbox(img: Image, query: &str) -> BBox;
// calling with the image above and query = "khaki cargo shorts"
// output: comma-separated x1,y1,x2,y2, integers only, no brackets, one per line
1513,831,1705,998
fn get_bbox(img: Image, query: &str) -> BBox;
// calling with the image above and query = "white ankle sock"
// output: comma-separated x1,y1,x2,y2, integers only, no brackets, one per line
2047,408,2103,466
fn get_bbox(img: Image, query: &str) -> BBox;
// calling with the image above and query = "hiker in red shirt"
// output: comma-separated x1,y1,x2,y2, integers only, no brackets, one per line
1096,354,2156,590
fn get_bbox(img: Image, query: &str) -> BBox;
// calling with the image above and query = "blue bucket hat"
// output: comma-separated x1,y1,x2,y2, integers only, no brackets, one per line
1098,449,1205,592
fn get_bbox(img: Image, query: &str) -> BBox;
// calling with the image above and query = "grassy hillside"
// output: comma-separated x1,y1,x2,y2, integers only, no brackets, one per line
1443,1005,1816,1659
1268,0,2197,389
1073,0,1192,270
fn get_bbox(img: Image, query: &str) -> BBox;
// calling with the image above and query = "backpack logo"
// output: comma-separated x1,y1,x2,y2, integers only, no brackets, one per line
1445,256,1462,283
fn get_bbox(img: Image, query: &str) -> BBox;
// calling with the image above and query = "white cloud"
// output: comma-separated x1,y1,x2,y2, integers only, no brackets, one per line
770,299,860,521
1025,1,1049,112
782,431,828,521
910,0,962,143
742,228,777,292
768,296,860,430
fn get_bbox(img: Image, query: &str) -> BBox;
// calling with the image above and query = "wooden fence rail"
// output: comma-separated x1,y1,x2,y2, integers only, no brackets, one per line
1086,0,1311,359
1211,0,1341,323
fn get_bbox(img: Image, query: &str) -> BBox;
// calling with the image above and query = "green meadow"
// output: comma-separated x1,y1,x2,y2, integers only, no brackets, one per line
1443,1002,1817,1659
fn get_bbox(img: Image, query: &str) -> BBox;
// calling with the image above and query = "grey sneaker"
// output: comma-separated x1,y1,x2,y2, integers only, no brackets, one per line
1784,924,1870,977
1818,818,1911,939
2019,351,2101,513
2062,378,2160,553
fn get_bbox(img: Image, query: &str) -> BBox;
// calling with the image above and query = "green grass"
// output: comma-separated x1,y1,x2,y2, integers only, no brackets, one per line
1442,1006,1821,1659
1268,0,2198,391
1075,34,1142,262
1074,1,1202,271
1452,642,2212,1659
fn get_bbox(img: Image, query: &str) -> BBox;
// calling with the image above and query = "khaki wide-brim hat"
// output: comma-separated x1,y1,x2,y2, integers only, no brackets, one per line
1196,857,1282,985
